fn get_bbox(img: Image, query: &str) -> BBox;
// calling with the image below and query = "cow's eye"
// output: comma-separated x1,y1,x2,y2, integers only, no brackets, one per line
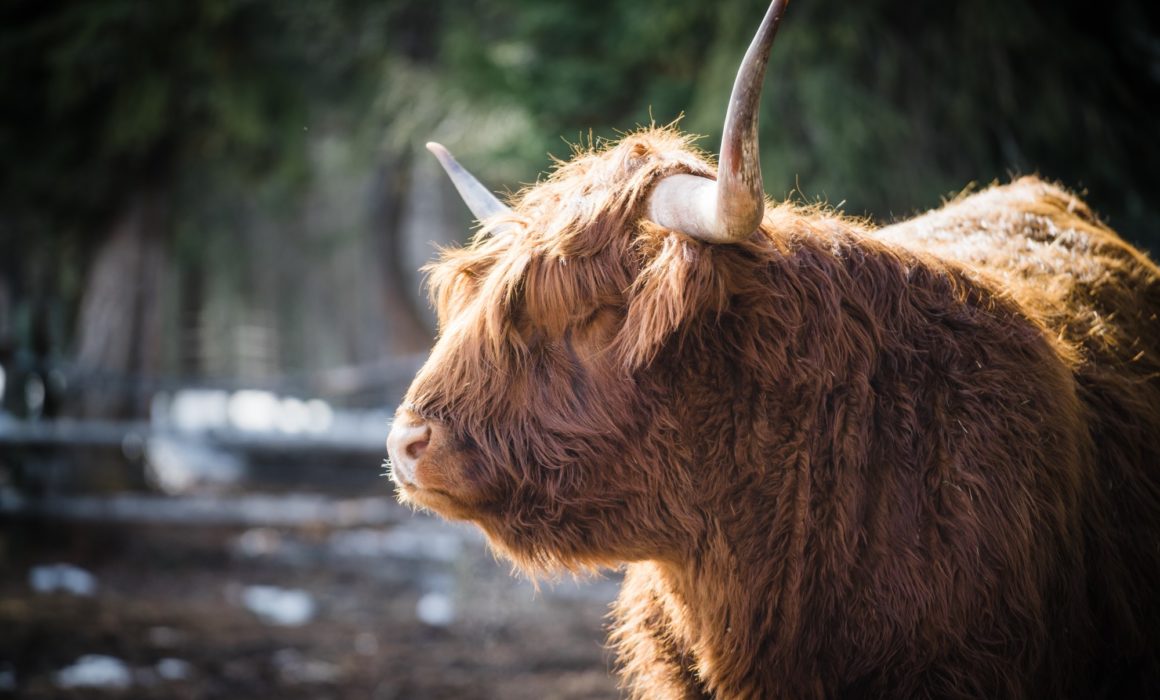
569,306,621,364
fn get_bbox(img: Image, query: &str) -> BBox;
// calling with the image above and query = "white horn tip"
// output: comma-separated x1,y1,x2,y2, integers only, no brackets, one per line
423,140,514,224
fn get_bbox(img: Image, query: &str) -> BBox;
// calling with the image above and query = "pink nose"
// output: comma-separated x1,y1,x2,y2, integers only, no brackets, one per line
387,417,431,485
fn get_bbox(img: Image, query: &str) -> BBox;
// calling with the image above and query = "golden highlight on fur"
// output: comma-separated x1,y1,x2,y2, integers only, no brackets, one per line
396,128,1160,698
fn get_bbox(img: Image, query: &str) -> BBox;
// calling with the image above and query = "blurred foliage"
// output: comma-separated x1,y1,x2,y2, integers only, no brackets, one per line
0,0,1156,380
0,0,403,244
2,0,1155,258
439,0,1159,248
442,0,717,137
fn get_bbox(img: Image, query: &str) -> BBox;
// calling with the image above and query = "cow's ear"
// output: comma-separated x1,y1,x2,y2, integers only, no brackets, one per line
613,233,726,371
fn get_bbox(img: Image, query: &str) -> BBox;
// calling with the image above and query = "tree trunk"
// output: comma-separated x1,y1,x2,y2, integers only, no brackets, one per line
370,149,438,356
74,188,171,418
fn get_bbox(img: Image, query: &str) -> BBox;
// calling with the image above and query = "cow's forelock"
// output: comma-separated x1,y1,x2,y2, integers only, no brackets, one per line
414,129,718,417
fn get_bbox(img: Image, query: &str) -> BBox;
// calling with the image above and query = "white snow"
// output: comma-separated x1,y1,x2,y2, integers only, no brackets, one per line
241,585,316,626
145,435,244,494
227,390,280,432
165,389,230,432
54,655,132,689
29,563,96,596
416,591,456,626
233,527,283,558
155,658,193,681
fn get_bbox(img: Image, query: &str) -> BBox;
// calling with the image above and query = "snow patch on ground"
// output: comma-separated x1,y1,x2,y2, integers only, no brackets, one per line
155,658,193,681
54,655,132,689
241,585,316,626
52,655,196,690
29,563,97,596
416,591,456,627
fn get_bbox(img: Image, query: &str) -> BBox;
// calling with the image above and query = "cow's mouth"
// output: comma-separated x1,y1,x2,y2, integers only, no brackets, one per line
395,478,484,522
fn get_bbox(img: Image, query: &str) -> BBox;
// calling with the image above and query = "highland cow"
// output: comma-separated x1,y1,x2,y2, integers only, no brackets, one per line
386,1,1160,697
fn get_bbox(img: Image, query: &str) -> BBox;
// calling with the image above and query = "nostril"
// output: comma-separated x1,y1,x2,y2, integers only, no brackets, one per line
406,435,429,460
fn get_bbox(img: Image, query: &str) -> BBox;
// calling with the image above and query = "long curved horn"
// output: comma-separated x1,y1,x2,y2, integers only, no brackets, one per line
426,142,512,223
647,0,788,243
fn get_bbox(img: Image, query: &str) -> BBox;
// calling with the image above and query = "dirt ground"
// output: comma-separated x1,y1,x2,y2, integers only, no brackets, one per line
0,495,622,699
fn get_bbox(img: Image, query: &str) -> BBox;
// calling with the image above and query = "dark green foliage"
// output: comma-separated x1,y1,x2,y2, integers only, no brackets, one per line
2,1,295,234
4,0,1154,255
0,0,1155,380
443,0,717,132
763,0,1159,245
440,0,1159,250
0,0,416,255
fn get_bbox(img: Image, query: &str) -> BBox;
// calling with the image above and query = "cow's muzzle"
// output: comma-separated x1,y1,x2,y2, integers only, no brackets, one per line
386,410,431,486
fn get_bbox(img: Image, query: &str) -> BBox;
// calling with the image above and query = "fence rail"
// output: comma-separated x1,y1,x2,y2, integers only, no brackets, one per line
0,417,387,453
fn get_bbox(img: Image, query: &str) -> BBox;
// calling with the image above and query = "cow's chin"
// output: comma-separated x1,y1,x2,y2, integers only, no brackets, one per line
395,481,483,522
392,453,491,523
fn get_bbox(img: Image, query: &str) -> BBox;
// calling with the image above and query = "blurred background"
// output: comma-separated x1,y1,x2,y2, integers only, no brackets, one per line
0,0,1156,697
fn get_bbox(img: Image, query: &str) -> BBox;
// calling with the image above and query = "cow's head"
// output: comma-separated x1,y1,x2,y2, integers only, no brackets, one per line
387,1,789,573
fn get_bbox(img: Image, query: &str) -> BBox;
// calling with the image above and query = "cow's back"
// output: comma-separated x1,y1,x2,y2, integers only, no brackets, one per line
874,177,1160,364
876,177,1160,691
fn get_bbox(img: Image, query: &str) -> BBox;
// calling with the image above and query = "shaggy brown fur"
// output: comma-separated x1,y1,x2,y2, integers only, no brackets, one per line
395,128,1160,698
